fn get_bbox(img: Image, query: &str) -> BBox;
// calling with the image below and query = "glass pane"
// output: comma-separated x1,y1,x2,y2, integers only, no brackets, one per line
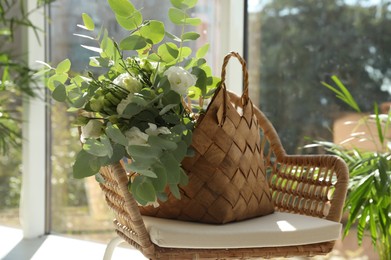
247,0,391,154
0,0,34,228
247,1,390,259
48,0,222,242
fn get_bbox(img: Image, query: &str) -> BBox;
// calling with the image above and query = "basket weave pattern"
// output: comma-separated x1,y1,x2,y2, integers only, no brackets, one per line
97,52,349,259
139,52,274,224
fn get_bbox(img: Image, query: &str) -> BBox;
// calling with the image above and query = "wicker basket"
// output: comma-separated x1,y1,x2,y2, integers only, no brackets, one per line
139,52,274,224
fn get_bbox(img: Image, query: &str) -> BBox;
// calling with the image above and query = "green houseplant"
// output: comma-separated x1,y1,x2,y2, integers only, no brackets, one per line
0,0,54,213
0,0,54,153
309,75,391,260
43,0,219,206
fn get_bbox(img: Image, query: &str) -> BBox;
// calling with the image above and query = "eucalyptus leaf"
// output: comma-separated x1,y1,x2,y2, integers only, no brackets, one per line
82,13,95,31
115,11,143,30
123,103,143,117
137,169,158,178
172,140,187,161
100,135,113,158
184,18,202,26
73,150,100,179
56,59,71,74
148,135,178,151
127,145,162,159
168,7,189,25
196,43,209,58
106,123,128,146
107,0,136,17
158,43,179,62
181,32,200,41
52,82,67,102
120,35,147,50
169,183,181,199
160,152,180,184
139,20,165,44
137,179,157,202
83,139,109,157
130,176,149,205
151,163,167,192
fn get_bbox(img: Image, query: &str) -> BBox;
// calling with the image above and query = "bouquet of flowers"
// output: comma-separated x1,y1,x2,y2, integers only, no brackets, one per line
42,0,219,205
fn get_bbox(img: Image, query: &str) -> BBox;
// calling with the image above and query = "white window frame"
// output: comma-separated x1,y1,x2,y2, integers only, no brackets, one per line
19,0,244,239
20,0,48,238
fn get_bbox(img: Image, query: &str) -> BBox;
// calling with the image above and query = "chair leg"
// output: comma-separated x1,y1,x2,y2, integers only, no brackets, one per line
103,236,126,260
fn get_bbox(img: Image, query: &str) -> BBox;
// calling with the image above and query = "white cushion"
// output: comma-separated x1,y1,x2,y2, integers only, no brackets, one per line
143,212,341,249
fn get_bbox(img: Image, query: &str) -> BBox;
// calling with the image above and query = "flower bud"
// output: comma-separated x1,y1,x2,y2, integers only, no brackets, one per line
113,73,142,93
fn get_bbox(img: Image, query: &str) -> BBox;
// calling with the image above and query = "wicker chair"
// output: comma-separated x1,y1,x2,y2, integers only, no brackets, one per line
98,86,349,259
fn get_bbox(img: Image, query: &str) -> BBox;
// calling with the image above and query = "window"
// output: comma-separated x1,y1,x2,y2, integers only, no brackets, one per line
247,0,391,154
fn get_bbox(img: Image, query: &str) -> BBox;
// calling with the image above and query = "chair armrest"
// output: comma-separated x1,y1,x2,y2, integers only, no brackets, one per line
270,154,349,223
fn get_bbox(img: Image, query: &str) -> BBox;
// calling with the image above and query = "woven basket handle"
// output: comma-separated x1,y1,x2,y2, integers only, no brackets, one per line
220,51,250,106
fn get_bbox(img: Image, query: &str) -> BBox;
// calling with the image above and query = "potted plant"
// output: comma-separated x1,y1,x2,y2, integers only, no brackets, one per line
309,75,391,260
42,0,220,206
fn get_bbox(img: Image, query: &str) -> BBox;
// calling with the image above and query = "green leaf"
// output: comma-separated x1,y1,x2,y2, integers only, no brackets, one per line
151,163,167,192
106,123,128,146
159,104,177,115
374,103,384,145
172,140,187,161
82,13,95,31
119,35,147,50
158,43,179,63
184,18,202,26
137,169,158,178
191,67,208,95
127,145,162,159
139,20,165,44
148,135,178,151
52,81,67,102
56,59,71,74
95,172,105,183
196,43,210,58
137,179,156,202
127,160,151,172
181,32,200,41
169,184,181,199
73,150,100,179
130,176,148,205
115,11,143,30
179,167,189,186
168,7,189,24
162,90,181,106
83,139,109,157
122,103,143,117
47,73,68,91
100,135,113,158
107,0,136,17
107,144,126,164
160,153,180,184
170,0,197,9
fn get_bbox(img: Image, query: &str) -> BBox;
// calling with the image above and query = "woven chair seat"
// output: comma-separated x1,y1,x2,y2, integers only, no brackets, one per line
143,212,341,249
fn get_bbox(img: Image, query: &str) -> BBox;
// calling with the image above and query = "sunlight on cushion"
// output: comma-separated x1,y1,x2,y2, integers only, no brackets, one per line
144,212,342,249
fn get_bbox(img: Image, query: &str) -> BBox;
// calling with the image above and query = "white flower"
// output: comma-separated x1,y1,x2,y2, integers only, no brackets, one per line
116,93,134,115
125,127,149,146
113,73,142,93
164,66,196,95
145,123,171,136
80,120,103,142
